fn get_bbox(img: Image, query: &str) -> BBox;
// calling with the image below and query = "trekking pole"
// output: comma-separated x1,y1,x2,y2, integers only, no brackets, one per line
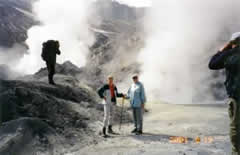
119,97,125,131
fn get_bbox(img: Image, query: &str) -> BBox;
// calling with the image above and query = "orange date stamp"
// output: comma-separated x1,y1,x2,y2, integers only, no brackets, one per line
169,136,214,144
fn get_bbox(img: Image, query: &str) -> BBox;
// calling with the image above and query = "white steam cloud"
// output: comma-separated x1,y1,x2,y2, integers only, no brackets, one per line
139,0,240,104
16,0,98,74
0,44,27,67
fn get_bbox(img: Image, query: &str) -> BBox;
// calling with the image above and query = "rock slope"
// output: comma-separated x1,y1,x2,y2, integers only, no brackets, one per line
0,79,103,155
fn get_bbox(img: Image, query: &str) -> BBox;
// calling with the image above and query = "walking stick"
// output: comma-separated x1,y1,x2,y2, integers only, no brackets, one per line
119,97,125,131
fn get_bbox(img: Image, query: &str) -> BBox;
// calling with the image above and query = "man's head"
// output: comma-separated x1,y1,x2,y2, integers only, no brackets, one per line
108,75,114,85
43,40,60,49
132,74,139,84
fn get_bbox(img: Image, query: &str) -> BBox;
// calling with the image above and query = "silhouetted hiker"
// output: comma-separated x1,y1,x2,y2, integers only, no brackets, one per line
209,32,240,155
41,40,61,85
98,76,124,138
125,74,146,135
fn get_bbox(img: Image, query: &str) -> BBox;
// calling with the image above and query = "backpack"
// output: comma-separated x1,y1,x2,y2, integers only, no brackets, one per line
41,40,59,61
41,42,48,61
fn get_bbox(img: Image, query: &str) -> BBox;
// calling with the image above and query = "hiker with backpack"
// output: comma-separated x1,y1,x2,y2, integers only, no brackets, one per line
41,40,61,85
98,75,125,138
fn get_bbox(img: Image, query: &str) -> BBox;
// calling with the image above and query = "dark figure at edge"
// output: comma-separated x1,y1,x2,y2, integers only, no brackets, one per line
209,32,240,155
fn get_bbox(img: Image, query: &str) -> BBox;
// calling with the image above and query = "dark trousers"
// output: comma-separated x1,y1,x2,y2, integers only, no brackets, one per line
132,107,143,131
46,61,55,83
228,98,240,155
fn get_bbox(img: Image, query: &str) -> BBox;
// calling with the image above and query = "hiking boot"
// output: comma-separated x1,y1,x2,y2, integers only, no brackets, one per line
48,75,56,85
136,130,143,135
49,81,56,85
108,125,117,134
102,127,109,138
131,128,137,133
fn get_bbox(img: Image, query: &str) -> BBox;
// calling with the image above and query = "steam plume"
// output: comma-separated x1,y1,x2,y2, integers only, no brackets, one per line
139,0,240,104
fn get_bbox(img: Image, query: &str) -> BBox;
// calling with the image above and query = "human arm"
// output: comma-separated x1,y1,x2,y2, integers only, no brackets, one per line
124,88,131,99
115,86,124,98
55,41,61,55
56,49,61,55
140,84,146,105
208,47,237,70
98,85,107,100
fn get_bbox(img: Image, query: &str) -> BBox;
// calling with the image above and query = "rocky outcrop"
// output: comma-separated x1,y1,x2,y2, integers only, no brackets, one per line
34,61,83,79
0,79,103,154
0,80,100,124
0,118,59,155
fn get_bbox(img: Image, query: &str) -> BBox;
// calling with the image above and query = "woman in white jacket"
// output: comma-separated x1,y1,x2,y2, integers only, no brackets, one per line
98,76,124,137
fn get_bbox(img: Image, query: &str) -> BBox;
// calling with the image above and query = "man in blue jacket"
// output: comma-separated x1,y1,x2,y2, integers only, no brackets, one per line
209,32,240,155
126,75,146,135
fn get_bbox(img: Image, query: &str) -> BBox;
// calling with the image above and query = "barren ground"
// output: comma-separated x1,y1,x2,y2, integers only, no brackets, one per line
72,102,231,155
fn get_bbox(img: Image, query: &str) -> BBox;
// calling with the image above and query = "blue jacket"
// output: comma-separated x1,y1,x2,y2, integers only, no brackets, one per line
127,82,146,108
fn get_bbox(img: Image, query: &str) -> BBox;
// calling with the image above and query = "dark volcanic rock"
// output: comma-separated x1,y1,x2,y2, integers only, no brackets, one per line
0,118,60,155
0,80,100,123
0,79,132,154
35,61,82,79
0,79,104,154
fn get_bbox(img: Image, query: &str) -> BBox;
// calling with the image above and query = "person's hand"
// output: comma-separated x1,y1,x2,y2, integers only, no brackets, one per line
220,42,232,52
104,97,107,101
141,104,145,109
232,44,238,49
